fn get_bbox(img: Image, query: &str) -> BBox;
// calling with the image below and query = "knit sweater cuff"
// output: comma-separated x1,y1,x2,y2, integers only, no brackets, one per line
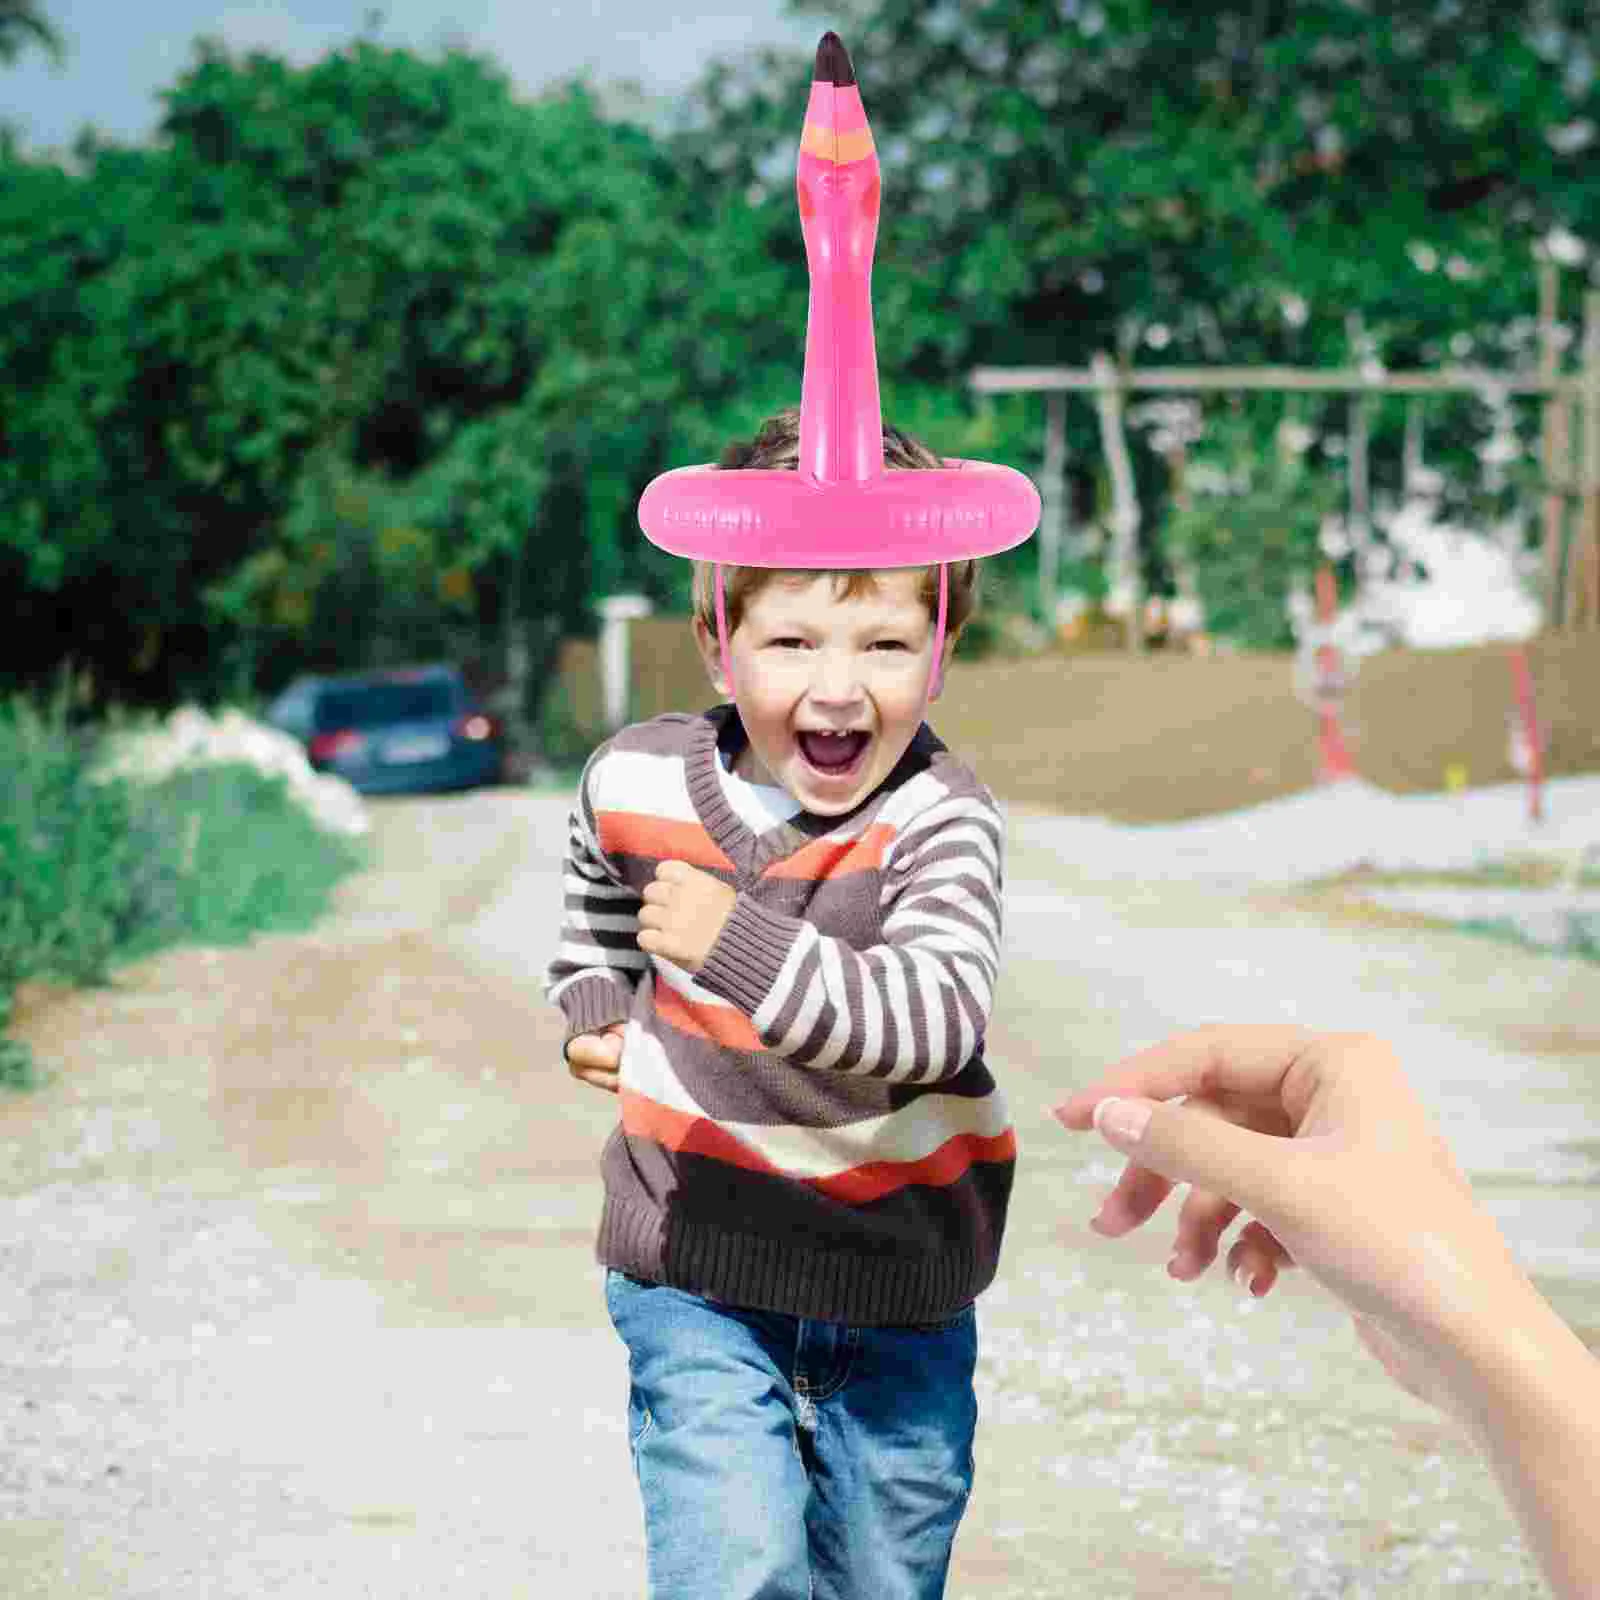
557,971,635,1042
698,896,803,1019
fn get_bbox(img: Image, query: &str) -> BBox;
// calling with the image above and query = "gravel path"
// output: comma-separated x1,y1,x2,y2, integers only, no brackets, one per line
4,786,1597,1598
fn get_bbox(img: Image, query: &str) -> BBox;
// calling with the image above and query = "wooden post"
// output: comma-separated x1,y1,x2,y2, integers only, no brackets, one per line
1091,352,1144,652
1404,397,1424,493
1348,392,1371,552
1038,391,1067,626
1579,290,1600,628
1344,312,1372,557
1538,259,1569,630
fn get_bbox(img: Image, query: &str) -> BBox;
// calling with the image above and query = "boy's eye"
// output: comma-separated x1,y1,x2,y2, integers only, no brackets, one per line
870,639,911,652
769,636,811,650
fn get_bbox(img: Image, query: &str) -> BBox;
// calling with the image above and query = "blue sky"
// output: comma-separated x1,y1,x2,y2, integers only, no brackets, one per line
4,1,827,152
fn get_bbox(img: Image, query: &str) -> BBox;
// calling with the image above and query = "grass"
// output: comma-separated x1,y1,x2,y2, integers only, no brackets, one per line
1454,914,1600,964
1314,853,1600,892
0,990,38,1091
0,683,367,1088
1291,853,1600,966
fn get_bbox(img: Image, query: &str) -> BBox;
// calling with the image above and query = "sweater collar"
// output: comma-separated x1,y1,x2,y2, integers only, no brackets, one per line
685,704,940,877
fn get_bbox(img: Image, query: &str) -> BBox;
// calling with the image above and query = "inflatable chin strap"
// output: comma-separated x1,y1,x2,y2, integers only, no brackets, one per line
638,31,1040,703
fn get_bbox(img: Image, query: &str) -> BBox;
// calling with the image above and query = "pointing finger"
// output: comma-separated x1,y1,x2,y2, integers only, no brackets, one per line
1053,1025,1318,1128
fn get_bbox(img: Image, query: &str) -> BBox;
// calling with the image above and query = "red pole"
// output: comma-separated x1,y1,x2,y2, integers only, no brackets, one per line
1315,564,1358,782
1509,644,1545,824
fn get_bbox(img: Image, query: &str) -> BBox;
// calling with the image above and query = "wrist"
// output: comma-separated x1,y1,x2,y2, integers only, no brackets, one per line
558,971,633,1039
1430,1253,1594,1438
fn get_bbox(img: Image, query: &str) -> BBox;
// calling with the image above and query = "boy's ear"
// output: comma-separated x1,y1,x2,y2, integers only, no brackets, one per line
693,616,732,697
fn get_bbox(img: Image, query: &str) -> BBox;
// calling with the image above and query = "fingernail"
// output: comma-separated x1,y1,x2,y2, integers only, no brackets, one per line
1094,1097,1152,1143
1233,1264,1259,1296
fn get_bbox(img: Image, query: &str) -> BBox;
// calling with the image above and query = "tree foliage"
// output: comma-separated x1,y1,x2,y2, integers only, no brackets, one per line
5,4,1600,705
3,42,743,701
0,0,62,67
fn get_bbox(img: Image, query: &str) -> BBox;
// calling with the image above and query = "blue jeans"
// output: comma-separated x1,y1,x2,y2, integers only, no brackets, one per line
603,1270,978,1600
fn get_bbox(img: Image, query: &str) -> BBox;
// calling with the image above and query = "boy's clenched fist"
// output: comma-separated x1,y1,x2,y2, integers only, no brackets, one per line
636,860,737,974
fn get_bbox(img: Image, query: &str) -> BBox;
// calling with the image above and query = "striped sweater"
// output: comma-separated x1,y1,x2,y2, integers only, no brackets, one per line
545,705,1015,1326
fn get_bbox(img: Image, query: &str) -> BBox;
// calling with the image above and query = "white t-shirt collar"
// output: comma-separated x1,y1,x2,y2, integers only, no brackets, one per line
716,746,804,835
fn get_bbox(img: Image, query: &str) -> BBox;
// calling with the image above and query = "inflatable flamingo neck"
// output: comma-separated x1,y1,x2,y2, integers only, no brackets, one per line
797,32,884,486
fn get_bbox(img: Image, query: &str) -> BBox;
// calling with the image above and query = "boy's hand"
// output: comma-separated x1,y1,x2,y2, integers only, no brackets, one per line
637,861,737,973
565,1022,626,1094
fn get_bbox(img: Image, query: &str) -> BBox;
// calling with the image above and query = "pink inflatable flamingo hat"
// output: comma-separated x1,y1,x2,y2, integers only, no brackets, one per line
637,31,1040,703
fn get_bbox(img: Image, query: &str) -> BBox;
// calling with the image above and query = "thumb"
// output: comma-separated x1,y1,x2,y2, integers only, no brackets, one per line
1091,1096,1290,1222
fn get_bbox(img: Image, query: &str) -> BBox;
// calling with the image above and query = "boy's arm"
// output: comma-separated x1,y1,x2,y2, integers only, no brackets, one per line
695,793,1002,1084
545,764,646,1044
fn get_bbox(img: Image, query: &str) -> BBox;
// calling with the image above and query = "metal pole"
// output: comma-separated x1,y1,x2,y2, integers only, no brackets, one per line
596,594,652,730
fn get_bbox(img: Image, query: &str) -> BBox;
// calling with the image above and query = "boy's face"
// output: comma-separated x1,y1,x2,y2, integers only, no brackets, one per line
695,569,947,817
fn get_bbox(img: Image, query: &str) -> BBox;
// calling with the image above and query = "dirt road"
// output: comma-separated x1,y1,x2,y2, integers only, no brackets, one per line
5,787,1598,1598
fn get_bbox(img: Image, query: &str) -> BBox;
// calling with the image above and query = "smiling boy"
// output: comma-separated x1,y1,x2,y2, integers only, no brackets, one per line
545,408,1015,1599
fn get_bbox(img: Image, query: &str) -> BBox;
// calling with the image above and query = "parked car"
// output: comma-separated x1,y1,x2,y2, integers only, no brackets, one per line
265,665,506,796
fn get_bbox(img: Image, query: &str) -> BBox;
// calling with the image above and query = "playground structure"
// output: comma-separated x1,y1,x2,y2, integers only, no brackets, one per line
970,255,1597,825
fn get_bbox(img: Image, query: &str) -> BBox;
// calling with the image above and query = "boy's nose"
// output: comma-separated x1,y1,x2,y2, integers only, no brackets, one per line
807,649,865,703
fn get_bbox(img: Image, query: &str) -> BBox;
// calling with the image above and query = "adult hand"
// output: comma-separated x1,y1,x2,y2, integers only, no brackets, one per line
1051,1026,1522,1426
565,1022,626,1095
636,861,737,974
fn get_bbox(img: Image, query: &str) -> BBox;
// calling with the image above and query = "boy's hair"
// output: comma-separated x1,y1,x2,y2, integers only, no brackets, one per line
691,406,979,638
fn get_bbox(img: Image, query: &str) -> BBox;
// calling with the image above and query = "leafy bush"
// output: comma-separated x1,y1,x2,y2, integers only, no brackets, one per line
954,559,1034,660
1164,414,1339,651
115,762,367,959
0,690,137,992
532,678,607,777
0,688,366,1087
0,991,37,1091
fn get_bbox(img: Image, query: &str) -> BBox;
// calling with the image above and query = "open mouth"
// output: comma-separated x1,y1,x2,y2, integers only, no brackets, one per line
797,730,871,777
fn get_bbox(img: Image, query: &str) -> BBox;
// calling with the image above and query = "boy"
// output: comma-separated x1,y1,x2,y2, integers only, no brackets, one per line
547,408,1015,1600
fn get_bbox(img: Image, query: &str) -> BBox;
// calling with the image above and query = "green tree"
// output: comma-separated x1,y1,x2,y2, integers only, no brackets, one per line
0,41,727,702
0,0,63,66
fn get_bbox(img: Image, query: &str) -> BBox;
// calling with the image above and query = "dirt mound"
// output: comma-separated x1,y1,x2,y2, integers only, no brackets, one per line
559,625,1600,823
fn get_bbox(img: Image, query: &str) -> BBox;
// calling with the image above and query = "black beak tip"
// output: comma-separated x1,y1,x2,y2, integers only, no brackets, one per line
814,31,856,86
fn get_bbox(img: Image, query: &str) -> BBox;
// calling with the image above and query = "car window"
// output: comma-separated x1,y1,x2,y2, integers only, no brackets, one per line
314,681,457,730
269,683,317,737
